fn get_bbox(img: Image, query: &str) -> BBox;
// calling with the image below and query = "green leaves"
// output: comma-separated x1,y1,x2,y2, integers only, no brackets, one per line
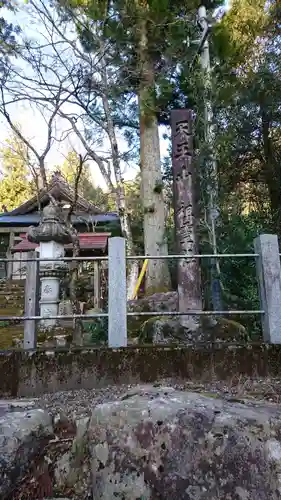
58,0,224,130
0,132,35,211
59,151,111,211
213,0,267,67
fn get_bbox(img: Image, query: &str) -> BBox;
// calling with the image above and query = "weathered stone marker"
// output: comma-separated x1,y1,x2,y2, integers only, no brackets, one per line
24,251,39,349
254,234,281,343
171,109,202,330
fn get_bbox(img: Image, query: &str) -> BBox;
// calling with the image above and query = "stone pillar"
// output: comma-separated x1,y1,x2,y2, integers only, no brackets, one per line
93,260,100,309
24,251,39,349
7,232,15,280
108,237,127,347
254,234,281,343
171,109,202,331
27,203,72,331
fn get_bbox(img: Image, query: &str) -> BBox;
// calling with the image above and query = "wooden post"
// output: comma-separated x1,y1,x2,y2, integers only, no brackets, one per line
93,260,100,309
6,231,15,281
171,109,202,330
24,251,39,349
108,237,127,347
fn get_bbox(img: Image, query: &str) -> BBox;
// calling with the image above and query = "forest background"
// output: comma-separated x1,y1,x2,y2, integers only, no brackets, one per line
0,0,280,337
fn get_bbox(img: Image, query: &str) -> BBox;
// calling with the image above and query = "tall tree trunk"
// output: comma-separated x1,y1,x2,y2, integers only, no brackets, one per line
261,108,281,236
101,56,139,298
67,157,84,346
69,232,83,346
62,99,138,298
137,7,171,294
114,186,139,299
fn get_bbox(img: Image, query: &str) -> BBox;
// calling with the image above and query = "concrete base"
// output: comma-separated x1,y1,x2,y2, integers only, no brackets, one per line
1,344,281,397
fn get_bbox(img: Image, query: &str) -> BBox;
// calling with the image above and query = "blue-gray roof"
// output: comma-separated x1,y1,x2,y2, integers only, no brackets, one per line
0,212,119,225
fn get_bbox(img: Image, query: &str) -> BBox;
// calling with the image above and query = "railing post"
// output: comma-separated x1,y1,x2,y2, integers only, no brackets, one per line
24,251,39,349
93,260,100,309
254,234,281,343
108,237,127,347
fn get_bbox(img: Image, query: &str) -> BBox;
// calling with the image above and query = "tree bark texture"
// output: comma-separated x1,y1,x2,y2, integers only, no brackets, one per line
69,232,83,346
137,11,171,294
261,108,281,236
101,58,139,298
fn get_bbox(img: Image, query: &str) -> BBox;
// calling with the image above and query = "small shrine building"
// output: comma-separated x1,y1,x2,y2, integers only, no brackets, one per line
0,172,120,282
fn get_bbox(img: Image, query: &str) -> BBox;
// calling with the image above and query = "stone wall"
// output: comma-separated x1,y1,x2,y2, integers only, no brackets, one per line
1,344,281,397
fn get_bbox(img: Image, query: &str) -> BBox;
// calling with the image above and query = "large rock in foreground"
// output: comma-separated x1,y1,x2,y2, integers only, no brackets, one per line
0,400,53,498
89,385,281,499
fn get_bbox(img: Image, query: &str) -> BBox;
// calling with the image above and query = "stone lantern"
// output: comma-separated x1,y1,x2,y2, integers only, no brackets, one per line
27,202,72,330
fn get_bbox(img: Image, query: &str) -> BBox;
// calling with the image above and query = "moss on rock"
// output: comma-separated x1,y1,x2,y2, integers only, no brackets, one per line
202,317,249,342
139,316,185,344
89,384,281,499
142,285,171,297
139,315,248,344
129,291,248,344
127,291,177,338
127,299,152,338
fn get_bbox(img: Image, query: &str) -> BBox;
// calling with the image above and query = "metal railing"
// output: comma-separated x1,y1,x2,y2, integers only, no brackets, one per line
0,252,263,318
0,233,280,348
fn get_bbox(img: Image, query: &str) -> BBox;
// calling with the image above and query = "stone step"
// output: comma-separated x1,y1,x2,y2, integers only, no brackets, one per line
0,295,24,300
1,293,25,296
0,302,24,306
0,289,25,296
0,298,24,302
0,300,24,305
0,310,23,317
0,294,24,298
0,290,25,297
6,279,25,285
0,307,24,313
0,326,24,348
0,297,24,303
0,286,24,293
0,283,25,291
0,283,24,288
0,284,24,288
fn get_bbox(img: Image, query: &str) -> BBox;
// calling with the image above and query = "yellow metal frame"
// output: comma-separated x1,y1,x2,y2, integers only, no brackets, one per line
132,258,148,300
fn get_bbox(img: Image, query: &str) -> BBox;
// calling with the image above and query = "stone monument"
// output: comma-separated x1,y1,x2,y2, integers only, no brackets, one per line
171,109,202,331
27,203,72,330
